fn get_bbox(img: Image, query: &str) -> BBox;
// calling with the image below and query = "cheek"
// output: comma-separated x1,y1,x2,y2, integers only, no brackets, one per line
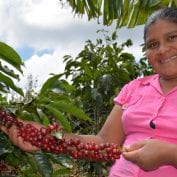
146,51,155,65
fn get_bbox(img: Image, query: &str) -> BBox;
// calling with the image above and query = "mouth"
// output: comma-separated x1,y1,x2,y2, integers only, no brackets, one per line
160,55,177,64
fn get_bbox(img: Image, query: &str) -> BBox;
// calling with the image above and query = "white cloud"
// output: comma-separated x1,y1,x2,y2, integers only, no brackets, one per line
23,0,73,28
0,0,104,50
17,47,67,89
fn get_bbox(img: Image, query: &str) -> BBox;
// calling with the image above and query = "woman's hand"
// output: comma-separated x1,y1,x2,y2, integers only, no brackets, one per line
122,139,177,171
0,120,42,152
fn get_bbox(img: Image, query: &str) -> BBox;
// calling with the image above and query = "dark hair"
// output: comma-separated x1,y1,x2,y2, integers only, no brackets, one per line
144,7,177,41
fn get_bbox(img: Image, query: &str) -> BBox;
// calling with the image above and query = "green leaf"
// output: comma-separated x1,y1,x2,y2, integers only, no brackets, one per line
40,74,61,95
25,153,39,172
0,82,9,93
5,153,21,166
0,61,19,80
49,101,90,121
47,153,72,168
40,75,75,97
65,0,176,28
44,105,72,132
19,110,39,122
0,72,24,96
37,109,50,126
111,31,117,40
33,152,53,177
0,132,11,155
148,0,162,7
52,168,71,177
0,42,23,72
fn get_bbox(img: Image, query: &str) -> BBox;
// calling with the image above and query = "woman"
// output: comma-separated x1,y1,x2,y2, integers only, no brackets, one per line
1,7,177,177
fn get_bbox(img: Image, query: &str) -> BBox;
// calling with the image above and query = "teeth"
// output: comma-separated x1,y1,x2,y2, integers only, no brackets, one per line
161,55,177,63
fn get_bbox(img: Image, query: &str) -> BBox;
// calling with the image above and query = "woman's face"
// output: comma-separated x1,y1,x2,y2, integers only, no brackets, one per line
145,19,177,80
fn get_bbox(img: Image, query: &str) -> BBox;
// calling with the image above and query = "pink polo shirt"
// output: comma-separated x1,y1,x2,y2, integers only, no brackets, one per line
109,74,177,177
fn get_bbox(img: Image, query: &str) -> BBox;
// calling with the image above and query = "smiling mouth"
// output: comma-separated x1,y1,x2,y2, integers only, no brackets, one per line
160,55,177,63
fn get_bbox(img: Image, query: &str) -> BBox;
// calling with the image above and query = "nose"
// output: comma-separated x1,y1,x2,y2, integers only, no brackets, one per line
158,42,169,54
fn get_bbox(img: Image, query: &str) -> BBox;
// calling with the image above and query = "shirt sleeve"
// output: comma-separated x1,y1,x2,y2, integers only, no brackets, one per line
113,83,130,106
114,79,140,106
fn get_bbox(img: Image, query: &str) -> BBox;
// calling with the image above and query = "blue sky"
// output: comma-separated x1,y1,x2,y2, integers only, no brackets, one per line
0,0,144,89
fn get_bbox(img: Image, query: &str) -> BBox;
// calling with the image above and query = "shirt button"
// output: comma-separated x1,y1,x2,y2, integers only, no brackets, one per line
122,104,127,109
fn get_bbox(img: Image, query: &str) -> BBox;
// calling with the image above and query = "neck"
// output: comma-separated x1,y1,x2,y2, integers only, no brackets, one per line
160,76,177,82
160,76,177,94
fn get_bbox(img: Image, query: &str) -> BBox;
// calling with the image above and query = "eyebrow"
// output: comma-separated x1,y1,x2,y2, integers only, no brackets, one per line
166,30,177,36
146,30,177,44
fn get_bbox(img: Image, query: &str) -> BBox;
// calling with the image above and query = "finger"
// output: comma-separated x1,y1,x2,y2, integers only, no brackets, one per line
16,136,40,152
0,126,9,135
123,140,147,152
122,149,139,161
8,125,19,146
9,125,40,151
8,128,39,152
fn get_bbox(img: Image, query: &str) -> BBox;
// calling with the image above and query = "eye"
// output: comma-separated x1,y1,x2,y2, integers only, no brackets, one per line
146,41,159,49
168,34,177,41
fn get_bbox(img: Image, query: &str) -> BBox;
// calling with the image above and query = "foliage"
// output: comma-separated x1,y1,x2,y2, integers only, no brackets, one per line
0,42,24,96
0,74,91,176
61,30,150,133
60,0,177,28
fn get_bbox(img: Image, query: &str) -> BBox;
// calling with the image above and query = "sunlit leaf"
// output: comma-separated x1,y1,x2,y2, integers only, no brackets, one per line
63,0,177,28
0,42,23,72
0,61,19,80
0,72,23,96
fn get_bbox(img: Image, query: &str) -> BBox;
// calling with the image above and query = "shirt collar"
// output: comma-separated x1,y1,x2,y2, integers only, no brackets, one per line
139,74,163,94
139,74,159,86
